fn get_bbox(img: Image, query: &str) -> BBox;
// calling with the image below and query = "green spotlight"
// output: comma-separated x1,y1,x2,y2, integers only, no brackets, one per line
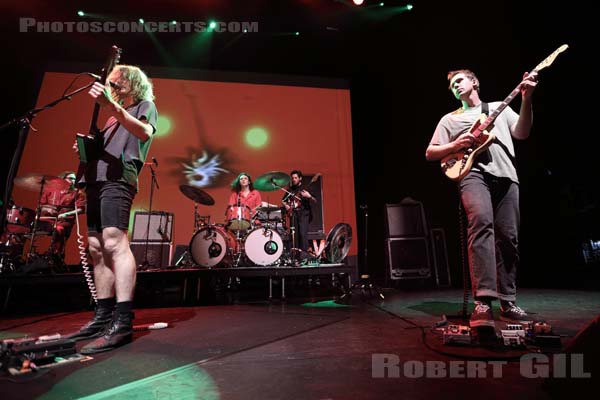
295,31,300,36
209,21,217,30
155,115,172,138
139,18,145,24
407,4,413,10
244,127,269,149
171,20,177,25
379,2,385,6
77,11,85,17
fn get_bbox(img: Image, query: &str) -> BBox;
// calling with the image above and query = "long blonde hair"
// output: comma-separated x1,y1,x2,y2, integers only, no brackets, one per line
113,65,155,102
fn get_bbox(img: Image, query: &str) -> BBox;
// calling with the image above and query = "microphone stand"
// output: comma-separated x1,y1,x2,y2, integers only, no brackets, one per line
140,164,159,270
339,205,384,302
0,81,95,236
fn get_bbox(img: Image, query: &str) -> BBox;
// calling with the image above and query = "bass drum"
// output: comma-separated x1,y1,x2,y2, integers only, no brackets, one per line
244,227,283,266
189,224,236,268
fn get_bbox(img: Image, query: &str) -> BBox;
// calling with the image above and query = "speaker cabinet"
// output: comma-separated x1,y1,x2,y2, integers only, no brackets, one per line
306,174,325,240
385,199,427,238
385,237,431,280
130,242,172,269
131,211,174,242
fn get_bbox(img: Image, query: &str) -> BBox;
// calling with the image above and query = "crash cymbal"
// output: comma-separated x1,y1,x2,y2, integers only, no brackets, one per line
179,185,215,205
14,174,70,192
253,171,290,192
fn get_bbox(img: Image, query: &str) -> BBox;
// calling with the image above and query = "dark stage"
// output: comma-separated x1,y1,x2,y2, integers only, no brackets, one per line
0,286,598,399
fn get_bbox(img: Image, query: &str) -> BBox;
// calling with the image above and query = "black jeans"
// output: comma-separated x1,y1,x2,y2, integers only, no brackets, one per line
291,209,311,251
459,171,520,302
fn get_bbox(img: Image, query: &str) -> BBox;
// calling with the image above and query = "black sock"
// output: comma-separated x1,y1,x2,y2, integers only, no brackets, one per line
116,301,133,314
97,297,116,310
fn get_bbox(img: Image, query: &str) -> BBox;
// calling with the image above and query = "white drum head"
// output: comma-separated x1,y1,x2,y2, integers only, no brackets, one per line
190,226,228,267
244,228,283,266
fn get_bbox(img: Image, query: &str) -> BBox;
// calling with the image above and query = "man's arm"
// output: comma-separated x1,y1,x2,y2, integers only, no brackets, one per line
425,133,476,161
88,82,153,142
511,71,537,140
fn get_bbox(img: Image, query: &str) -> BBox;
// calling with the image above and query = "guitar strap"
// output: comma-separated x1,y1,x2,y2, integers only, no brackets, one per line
481,102,489,116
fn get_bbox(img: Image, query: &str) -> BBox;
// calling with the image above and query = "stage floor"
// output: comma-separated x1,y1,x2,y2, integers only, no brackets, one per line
0,288,598,399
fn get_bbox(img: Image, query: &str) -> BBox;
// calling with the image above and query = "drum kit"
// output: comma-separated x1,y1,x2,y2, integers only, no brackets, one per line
0,174,73,273
183,171,323,269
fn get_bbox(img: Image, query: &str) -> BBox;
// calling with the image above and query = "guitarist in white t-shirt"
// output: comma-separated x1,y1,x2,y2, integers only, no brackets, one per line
426,68,537,330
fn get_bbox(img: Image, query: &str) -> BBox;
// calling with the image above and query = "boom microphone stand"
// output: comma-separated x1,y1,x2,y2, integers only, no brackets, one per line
140,160,159,270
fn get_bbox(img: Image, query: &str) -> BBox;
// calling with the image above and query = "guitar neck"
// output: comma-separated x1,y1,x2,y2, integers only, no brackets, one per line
479,65,543,133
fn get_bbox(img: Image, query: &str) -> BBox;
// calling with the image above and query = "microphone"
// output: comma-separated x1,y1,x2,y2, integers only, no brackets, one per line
86,73,123,90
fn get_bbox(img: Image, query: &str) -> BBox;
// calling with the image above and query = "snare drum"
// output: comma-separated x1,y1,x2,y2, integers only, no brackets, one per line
244,227,284,266
226,205,252,231
189,224,237,268
6,205,35,234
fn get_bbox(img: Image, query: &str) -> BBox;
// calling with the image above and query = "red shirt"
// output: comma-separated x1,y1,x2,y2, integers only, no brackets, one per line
40,187,86,218
226,190,262,220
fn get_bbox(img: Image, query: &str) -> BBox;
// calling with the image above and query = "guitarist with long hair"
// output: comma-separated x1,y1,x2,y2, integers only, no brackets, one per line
426,69,537,329
67,65,157,354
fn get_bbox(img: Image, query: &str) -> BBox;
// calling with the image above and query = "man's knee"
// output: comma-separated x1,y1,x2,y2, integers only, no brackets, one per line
102,228,128,255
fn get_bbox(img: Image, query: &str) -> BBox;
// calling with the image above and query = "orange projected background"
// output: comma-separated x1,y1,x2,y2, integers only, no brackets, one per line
14,71,357,265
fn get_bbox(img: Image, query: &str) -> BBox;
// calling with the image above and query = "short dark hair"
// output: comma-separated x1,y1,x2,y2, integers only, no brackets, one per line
290,170,303,178
447,69,480,93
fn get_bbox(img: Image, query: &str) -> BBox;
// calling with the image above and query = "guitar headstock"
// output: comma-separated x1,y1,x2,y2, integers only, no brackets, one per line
533,44,568,73
99,45,122,80
310,173,322,184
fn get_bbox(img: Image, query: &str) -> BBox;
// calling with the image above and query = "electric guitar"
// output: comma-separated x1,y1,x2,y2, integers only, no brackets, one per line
75,45,122,181
285,173,321,210
440,44,568,181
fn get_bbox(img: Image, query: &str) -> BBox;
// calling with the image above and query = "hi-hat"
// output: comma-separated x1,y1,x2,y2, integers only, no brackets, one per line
14,174,70,192
253,171,289,192
179,185,215,205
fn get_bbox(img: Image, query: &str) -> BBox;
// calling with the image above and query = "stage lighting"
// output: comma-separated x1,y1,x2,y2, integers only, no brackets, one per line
77,11,85,17
353,0,364,5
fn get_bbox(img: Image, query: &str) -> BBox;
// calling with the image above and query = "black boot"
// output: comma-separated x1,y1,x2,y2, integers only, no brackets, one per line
64,301,115,341
80,311,134,354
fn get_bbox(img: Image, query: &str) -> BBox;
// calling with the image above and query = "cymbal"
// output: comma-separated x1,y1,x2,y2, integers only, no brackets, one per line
14,174,70,192
179,185,215,205
254,171,289,192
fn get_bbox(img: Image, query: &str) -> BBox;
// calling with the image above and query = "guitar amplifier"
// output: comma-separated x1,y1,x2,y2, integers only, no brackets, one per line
130,242,172,269
131,211,174,242
385,237,431,280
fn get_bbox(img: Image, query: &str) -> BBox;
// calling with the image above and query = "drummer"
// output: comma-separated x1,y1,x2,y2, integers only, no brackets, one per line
39,171,86,264
226,172,262,230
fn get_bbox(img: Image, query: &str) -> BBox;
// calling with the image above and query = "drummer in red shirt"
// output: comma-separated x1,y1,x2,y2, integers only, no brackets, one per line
40,171,86,263
226,173,261,232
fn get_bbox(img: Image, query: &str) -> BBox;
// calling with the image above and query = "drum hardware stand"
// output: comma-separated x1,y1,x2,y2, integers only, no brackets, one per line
339,205,384,302
140,163,159,271
25,178,48,262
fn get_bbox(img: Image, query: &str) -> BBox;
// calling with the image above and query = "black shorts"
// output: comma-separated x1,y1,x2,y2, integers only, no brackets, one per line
86,182,136,234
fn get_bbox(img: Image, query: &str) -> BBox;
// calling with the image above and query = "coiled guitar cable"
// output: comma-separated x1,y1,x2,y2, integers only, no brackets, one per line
74,209,98,303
